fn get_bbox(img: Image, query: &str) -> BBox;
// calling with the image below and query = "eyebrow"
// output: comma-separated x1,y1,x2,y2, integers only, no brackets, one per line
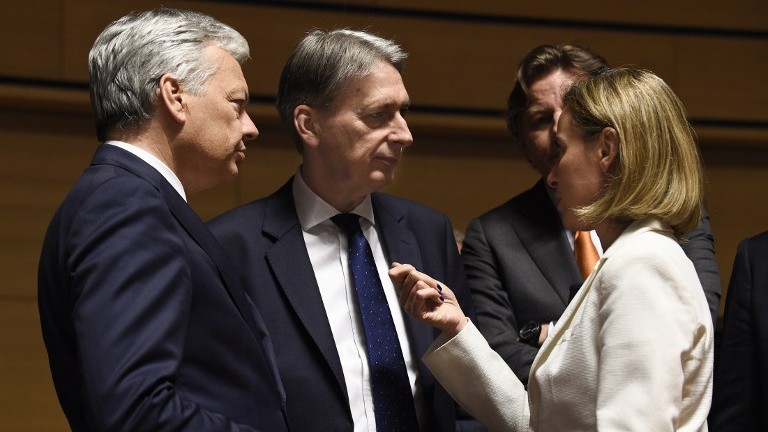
363,98,410,112
526,105,551,115
226,89,249,106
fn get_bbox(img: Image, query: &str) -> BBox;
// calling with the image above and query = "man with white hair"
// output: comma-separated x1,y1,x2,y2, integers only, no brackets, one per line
38,8,289,431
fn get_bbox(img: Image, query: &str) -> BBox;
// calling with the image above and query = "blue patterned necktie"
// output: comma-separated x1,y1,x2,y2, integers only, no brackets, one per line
331,213,420,432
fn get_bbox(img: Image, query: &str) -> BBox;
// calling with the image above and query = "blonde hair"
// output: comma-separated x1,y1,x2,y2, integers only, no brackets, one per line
563,67,703,239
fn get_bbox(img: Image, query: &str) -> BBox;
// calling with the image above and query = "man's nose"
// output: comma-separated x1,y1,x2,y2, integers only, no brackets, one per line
242,112,259,142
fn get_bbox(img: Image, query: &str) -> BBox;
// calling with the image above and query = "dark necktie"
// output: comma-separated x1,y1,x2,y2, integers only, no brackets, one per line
331,213,420,432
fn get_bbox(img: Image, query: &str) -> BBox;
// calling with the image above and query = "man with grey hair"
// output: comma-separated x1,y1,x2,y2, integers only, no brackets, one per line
210,29,474,432
38,8,289,431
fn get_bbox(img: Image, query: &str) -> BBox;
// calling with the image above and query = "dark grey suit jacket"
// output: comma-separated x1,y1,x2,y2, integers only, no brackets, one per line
710,231,768,431
209,179,474,432
461,179,721,385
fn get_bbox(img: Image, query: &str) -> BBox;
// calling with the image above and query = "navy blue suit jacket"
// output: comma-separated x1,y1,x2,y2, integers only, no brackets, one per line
710,231,768,431
209,179,474,432
38,145,289,432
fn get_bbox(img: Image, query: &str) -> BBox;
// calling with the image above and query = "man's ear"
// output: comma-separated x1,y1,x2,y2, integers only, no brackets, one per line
598,127,619,174
157,73,185,124
294,104,320,148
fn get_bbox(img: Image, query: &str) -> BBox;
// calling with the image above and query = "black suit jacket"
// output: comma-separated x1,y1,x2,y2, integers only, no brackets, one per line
461,179,721,385
710,231,768,431
38,145,289,432
209,178,474,432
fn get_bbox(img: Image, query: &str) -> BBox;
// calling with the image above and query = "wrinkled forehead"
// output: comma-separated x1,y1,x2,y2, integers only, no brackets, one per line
329,61,408,109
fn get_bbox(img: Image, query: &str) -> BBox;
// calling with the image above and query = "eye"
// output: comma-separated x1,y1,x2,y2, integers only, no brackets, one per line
534,116,551,127
362,110,392,127
369,111,386,120
231,101,246,119
526,111,554,131
553,140,564,157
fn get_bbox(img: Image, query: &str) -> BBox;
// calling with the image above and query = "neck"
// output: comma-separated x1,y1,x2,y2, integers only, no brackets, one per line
300,165,367,213
109,127,175,171
595,219,630,251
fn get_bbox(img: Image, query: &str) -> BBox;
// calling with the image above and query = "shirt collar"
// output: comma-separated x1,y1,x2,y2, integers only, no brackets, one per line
104,140,187,201
292,168,376,231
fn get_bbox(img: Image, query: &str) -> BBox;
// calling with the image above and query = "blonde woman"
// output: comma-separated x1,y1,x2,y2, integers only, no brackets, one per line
391,68,713,431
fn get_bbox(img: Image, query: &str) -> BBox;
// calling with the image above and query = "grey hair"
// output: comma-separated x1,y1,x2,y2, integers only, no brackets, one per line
276,28,408,151
88,8,250,141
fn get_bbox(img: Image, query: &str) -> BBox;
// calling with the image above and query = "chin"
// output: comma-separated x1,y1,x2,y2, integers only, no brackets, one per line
218,166,239,183
370,172,395,189
561,213,580,231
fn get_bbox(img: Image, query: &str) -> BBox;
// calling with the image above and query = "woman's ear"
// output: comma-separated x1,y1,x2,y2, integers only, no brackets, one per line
295,104,319,148
598,127,619,173
157,73,185,124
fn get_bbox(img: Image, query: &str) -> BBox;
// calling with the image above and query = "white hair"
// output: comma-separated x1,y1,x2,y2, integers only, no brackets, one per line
88,8,249,141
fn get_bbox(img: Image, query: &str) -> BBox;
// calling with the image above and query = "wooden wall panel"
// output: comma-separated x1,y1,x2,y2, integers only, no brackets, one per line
674,38,768,122
0,300,69,432
0,1,62,79
47,1,768,125
290,0,768,32
702,146,768,317
0,108,95,299
2,1,768,429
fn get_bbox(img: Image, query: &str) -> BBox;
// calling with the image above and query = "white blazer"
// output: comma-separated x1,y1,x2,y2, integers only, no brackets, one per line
425,218,713,432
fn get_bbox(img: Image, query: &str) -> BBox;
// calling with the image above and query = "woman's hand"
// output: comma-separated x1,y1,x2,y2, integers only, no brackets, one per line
389,262,467,338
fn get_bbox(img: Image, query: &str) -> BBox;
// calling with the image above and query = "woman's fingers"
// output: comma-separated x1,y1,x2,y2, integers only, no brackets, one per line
389,263,467,336
403,279,441,316
390,263,440,307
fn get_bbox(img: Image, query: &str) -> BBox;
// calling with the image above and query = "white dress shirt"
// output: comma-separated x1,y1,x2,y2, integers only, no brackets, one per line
292,171,424,432
104,140,186,201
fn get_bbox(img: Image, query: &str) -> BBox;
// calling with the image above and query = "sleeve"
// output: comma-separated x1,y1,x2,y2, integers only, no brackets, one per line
461,218,538,385
66,177,260,432
440,214,476,321
593,249,712,431
423,321,530,432
709,239,757,431
680,207,722,327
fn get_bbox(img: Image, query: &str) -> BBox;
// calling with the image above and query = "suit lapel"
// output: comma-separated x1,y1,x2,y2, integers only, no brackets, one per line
530,219,657,377
515,181,581,305
374,194,422,268
163,184,267,336
372,194,436,365
93,145,286,400
530,255,603,399
262,181,348,396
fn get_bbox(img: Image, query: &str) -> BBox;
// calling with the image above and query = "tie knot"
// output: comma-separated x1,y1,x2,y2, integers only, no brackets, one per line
331,213,362,237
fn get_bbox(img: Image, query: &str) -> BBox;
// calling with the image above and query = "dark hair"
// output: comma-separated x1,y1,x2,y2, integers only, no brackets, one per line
505,44,608,144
